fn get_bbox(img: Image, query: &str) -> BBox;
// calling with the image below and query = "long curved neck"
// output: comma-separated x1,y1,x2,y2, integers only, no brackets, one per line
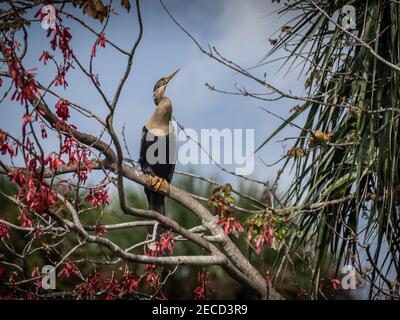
153,86,166,105
146,97,173,135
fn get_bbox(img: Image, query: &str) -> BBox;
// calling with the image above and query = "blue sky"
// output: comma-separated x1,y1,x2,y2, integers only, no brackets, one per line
0,0,307,191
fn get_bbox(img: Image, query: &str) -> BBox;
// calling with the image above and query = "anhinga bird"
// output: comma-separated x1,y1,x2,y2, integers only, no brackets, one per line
139,69,179,239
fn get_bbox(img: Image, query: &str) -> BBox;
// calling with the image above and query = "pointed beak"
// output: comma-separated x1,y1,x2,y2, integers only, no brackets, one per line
164,69,180,85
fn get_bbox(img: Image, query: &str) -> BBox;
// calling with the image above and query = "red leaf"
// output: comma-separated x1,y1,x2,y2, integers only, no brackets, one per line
0,224,10,240
58,261,76,278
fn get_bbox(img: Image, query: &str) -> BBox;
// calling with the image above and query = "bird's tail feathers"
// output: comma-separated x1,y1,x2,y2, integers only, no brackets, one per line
146,190,167,240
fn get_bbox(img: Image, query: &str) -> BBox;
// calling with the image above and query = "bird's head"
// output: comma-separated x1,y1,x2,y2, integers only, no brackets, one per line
153,69,179,105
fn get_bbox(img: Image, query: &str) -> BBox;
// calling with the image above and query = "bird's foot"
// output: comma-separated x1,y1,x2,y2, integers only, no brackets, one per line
148,175,170,193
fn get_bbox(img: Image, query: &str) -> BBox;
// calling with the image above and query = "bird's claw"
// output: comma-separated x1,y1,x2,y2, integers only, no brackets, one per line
148,175,170,193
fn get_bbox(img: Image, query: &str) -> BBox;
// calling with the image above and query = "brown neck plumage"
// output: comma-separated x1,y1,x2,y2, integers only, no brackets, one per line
145,97,172,135
153,85,165,105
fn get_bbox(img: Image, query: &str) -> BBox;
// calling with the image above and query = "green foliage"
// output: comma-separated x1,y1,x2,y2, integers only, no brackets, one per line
264,0,400,298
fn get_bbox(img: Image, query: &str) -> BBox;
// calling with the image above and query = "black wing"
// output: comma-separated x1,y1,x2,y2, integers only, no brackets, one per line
139,126,176,182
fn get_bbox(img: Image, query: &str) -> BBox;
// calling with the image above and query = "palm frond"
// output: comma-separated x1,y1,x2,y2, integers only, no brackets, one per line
268,0,400,299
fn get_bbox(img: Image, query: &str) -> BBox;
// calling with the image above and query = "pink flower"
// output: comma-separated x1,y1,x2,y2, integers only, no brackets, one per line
0,223,10,240
8,169,27,187
58,261,76,278
45,153,65,170
91,33,107,57
18,212,32,228
98,33,106,48
218,215,244,236
85,187,111,208
125,272,139,293
255,226,276,254
0,143,14,157
95,223,107,237
54,70,68,88
194,272,210,300
331,278,341,291
31,267,41,288
156,232,176,254
39,51,51,65
55,100,70,121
